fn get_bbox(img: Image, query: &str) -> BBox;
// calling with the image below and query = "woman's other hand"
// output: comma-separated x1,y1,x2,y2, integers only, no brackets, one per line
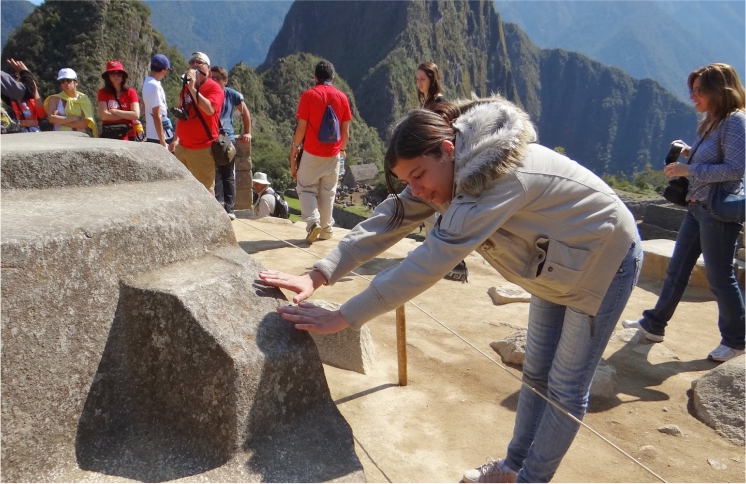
259,269,326,304
277,302,351,334
671,139,691,158
663,162,689,178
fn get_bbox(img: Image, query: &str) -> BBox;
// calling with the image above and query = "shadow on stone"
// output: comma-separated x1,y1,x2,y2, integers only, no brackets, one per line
76,286,235,482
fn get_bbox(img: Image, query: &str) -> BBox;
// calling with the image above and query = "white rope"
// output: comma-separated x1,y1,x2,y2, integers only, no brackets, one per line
237,218,668,483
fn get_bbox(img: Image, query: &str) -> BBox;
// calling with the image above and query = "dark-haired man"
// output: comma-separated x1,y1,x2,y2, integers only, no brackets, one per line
142,53,173,148
289,60,352,243
172,52,225,195
210,65,252,220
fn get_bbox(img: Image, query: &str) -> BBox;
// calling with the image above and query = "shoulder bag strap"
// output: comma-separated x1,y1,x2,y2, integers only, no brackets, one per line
191,86,215,141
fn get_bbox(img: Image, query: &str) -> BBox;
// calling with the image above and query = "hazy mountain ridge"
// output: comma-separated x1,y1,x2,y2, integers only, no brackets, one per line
493,0,745,102
143,0,292,69
1,0,35,47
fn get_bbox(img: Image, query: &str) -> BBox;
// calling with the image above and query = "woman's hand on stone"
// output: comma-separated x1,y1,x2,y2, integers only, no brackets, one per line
259,269,322,304
276,302,351,334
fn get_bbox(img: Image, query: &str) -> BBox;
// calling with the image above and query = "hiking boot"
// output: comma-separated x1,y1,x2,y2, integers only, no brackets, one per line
318,231,334,240
306,222,322,243
463,458,517,483
707,344,745,362
621,319,664,343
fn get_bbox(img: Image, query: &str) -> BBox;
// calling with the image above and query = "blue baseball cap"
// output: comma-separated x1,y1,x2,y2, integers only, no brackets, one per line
150,54,172,71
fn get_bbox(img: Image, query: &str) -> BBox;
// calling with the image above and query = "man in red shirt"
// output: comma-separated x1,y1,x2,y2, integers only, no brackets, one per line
289,60,352,243
172,52,225,195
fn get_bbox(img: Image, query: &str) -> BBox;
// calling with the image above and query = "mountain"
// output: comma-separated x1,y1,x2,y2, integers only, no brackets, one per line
143,0,292,69
493,0,746,102
1,0,36,47
2,0,189,112
265,0,697,177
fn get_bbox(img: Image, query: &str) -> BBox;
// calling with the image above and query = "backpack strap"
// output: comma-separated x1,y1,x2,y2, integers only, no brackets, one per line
190,85,217,142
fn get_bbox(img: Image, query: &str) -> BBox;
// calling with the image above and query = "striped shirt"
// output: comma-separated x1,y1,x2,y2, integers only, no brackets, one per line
687,110,745,202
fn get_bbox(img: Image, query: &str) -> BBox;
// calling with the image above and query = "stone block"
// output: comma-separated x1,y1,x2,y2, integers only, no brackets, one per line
643,204,687,232
640,239,708,288
1,132,363,482
490,330,527,365
488,284,531,304
692,355,745,445
307,300,375,374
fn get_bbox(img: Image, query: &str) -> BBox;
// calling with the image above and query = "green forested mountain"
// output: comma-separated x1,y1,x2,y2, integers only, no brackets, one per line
1,0,35,47
265,0,697,177
493,0,745,102
143,0,292,69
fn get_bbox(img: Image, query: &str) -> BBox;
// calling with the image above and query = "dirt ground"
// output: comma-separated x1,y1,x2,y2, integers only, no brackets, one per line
233,216,744,483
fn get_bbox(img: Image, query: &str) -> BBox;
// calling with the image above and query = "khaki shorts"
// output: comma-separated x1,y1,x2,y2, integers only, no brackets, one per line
175,144,215,194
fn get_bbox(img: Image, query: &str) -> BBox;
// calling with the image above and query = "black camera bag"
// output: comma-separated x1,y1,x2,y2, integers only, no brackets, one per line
663,177,689,207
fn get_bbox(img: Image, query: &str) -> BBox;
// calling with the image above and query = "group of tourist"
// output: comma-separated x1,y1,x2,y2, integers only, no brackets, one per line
3,52,744,483
1,53,253,220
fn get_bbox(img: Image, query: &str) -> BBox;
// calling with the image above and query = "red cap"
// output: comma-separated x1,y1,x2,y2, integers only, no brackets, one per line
102,60,128,78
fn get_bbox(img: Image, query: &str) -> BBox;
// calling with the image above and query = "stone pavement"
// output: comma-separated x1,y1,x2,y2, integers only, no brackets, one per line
231,213,741,483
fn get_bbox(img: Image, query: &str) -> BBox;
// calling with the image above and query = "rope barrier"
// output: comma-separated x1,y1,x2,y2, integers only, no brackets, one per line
235,217,668,483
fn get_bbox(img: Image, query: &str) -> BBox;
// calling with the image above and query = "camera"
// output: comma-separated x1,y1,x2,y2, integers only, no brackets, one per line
181,68,197,86
665,141,686,165
170,106,189,120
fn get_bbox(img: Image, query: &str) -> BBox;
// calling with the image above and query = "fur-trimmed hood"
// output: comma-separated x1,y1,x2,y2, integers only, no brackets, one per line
451,95,537,196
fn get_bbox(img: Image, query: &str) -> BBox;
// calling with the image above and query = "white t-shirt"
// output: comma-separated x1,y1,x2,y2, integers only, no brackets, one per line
142,75,168,140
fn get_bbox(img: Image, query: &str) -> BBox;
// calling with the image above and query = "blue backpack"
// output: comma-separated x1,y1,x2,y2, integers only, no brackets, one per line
316,88,340,144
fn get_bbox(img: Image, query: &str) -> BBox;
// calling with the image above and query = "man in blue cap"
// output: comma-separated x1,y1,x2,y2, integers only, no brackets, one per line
142,53,174,148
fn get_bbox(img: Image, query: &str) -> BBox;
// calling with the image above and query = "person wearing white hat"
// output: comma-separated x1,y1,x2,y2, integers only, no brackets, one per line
172,51,225,194
45,67,97,137
252,172,276,218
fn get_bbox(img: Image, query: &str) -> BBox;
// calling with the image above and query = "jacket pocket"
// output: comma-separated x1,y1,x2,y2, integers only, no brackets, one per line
535,238,591,295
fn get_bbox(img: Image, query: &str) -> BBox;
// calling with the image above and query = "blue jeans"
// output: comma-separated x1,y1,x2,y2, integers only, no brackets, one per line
639,201,744,350
506,239,643,483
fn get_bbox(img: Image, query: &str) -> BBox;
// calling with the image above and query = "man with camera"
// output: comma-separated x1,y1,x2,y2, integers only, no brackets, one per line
142,54,174,148
171,52,225,194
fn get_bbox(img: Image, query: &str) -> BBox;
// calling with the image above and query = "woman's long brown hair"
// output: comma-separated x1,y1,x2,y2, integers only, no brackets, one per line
688,63,745,136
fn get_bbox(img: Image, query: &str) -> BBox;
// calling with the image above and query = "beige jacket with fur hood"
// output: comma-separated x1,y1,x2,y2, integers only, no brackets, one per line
313,97,639,330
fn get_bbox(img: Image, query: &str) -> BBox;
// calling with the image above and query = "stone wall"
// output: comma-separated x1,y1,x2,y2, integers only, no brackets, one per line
0,132,363,482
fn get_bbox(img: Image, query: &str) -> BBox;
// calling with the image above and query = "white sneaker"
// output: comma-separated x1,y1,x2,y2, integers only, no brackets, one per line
707,344,745,362
318,231,334,240
227,212,236,220
463,458,517,483
621,319,664,342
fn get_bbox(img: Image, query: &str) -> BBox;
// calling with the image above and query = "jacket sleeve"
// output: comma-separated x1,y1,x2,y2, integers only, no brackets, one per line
1,71,32,102
312,188,437,285
343,183,526,329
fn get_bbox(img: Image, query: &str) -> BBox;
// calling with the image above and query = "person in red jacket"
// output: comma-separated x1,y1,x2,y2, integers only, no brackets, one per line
97,60,140,140
289,60,352,243
172,52,225,194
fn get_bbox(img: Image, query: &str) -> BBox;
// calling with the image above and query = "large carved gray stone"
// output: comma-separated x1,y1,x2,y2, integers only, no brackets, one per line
307,300,375,375
691,355,745,446
1,132,364,482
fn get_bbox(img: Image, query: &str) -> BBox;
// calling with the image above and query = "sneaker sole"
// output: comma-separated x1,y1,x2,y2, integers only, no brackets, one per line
621,321,664,343
306,225,322,243
708,351,745,362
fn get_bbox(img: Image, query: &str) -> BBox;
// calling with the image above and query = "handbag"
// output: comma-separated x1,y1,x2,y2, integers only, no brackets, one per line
709,183,745,223
100,123,130,140
193,92,236,167
707,131,745,223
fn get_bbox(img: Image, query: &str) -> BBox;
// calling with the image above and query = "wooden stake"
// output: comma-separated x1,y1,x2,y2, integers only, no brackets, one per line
396,305,407,386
